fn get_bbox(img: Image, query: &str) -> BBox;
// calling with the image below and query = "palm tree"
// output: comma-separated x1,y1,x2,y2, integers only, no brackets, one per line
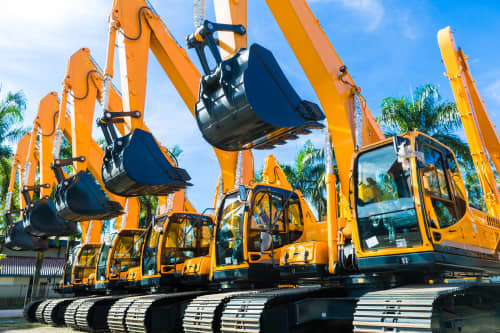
377,84,472,166
280,140,328,219
0,87,28,201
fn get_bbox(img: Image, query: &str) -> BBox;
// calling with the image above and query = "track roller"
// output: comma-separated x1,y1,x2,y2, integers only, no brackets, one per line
35,299,53,324
353,284,500,333
64,297,93,329
124,291,209,333
220,287,325,333
107,295,152,333
42,298,74,326
183,291,260,333
74,296,123,332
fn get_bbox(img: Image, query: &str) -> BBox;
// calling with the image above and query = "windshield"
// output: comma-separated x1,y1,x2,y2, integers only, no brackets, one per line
161,214,213,266
74,246,100,281
215,192,246,266
110,232,145,276
356,144,422,250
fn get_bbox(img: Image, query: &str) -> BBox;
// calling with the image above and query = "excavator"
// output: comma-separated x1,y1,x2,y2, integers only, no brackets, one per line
180,1,500,332
105,189,217,333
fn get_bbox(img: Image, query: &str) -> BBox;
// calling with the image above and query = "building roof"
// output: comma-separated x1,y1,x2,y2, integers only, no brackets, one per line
0,256,65,277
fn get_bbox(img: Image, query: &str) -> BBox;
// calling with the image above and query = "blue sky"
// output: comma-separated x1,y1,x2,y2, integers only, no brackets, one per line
1,0,499,212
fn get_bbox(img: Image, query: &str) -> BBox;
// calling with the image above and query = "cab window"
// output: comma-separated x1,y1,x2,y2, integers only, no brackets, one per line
421,145,461,229
288,197,303,242
422,145,450,199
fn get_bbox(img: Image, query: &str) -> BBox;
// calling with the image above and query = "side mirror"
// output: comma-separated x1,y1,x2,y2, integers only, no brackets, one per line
239,185,248,202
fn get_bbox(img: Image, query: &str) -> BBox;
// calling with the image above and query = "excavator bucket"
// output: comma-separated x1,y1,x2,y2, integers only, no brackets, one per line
23,197,77,237
101,128,192,196
54,171,123,222
4,221,48,251
195,43,324,151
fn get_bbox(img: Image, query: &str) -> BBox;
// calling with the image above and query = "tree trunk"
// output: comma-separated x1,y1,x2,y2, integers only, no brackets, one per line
30,251,44,302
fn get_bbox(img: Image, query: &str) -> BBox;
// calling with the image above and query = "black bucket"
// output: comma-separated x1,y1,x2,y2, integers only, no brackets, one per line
101,128,192,196
195,43,324,151
23,197,78,237
4,221,48,251
54,171,123,222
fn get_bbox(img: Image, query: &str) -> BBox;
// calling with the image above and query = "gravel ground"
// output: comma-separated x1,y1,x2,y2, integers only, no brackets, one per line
0,318,79,332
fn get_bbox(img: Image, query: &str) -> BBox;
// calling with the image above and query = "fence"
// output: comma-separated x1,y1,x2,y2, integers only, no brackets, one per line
0,281,60,309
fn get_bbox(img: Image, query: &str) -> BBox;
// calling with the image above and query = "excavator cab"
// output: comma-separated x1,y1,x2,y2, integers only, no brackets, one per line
106,228,146,290
212,184,309,286
57,245,81,294
141,212,214,289
72,243,102,291
353,133,500,275
99,112,192,196
52,157,123,222
187,20,324,151
4,210,48,251
22,185,77,237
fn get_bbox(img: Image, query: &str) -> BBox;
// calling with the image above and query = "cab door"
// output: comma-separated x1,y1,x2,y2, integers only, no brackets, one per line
418,140,475,252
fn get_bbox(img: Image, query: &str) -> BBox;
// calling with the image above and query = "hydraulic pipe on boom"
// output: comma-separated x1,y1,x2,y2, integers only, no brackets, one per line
21,93,78,237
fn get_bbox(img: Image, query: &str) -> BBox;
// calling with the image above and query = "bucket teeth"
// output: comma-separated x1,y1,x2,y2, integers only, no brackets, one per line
102,129,192,197
54,171,124,222
195,43,325,152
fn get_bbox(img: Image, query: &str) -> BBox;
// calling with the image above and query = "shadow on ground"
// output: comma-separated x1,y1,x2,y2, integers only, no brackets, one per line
0,318,78,332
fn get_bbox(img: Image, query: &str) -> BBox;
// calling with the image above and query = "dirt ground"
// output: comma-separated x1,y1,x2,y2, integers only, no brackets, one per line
0,318,79,332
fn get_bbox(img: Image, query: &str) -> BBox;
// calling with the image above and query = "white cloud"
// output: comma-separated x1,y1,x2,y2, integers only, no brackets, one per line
310,0,385,31
485,79,500,105
396,9,418,39
0,0,109,51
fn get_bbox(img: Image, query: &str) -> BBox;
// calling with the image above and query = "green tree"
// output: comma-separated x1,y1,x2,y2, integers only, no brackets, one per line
0,87,28,200
377,84,472,165
280,140,328,219
377,84,487,208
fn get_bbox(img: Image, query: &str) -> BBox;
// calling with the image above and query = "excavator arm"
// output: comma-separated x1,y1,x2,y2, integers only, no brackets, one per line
438,27,500,215
4,133,48,251
103,0,253,196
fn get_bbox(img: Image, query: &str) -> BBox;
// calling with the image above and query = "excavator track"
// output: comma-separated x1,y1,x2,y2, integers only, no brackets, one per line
74,295,124,332
35,299,53,323
183,291,262,333
353,283,500,333
23,299,44,322
107,295,152,333
42,298,75,326
64,297,93,329
123,291,209,333
219,286,326,333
